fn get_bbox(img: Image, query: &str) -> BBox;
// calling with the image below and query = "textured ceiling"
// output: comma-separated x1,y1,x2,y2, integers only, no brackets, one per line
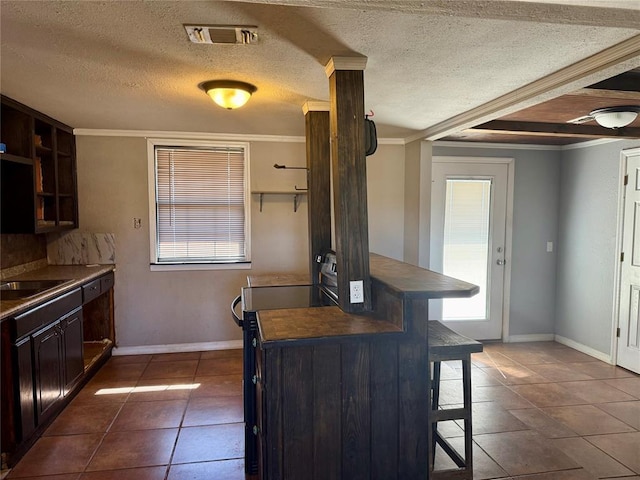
1,0,639,139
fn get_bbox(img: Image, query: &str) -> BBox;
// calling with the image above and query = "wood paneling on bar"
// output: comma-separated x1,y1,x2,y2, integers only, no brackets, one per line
304,107,332,284
328,64,372,313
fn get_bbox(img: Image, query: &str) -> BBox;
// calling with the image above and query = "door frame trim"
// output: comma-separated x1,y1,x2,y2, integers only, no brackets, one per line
611,146,640,366
432,156,515,341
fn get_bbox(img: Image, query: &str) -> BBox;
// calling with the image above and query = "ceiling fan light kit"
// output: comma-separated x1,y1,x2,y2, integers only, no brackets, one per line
200,80,257,109
590,106,640,129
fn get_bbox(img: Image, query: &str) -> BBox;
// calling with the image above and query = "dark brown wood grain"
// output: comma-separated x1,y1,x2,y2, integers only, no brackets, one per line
282,348,314,478
257,306,403,347
312,344,342,480
370,253,479,299
305,109,332,284
341,342,371,480
328,69,371,313
371,341,399,480
264,348,283,480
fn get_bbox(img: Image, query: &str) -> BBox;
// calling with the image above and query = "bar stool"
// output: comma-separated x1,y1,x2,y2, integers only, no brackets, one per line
428,321,483,480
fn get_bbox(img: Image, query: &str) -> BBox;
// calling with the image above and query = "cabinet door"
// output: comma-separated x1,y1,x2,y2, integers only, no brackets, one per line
32,321,64,424
61,308,84,393
14,336,35,441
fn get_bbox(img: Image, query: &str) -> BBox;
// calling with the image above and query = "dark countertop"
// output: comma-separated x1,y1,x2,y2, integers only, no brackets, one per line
369,253,479,299
257,305,403,347
1,265,115,320
255,254,479,347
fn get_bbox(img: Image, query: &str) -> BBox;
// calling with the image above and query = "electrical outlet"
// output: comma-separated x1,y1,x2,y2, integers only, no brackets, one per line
133,218,142,229
350,280,364,303
546,241,553,253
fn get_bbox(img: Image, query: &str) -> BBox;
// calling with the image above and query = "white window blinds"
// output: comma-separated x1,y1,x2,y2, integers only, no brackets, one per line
154,146,248,263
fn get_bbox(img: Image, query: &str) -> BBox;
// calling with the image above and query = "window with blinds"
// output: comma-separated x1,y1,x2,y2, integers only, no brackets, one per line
152,145,249,264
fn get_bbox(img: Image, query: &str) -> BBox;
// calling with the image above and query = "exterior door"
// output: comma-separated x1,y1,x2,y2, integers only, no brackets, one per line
617,148,640,373
430,158,512,340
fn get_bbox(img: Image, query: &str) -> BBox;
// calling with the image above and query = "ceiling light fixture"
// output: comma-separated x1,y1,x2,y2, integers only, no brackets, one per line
200,80,257,110
590,106,640,129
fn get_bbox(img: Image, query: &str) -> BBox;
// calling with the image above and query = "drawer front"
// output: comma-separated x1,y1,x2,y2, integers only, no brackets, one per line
14,288,82,339
82,279,101,304
100,272,114,292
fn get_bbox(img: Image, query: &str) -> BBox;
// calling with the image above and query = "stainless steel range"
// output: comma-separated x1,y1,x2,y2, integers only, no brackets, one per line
231,281,336,475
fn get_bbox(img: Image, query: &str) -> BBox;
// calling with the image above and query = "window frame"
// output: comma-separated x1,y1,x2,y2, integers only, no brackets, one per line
147,138,251,271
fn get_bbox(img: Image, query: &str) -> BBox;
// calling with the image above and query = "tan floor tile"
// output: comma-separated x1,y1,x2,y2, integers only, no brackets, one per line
604,377,640,398
200,349,243,360
542,348,601,363
509,383,587,408
150,352,201,362
543,404,636,436
183,395,244,427
596,401,640,429
71,378,135,404
172,423,244,464
107,354,153,365
496,350,557,365
433,438,509,479
508,408,578,438
110,400,187,431
473,430,579,476
471,351,518,368
90,362,148,383
190,374,242,398
462,402,528,435
85,429,178,471
586,432,640,473
141,360,198,379
78,466,167,480
196,357,243,377
6,475,80,480
527,363,593,382
7,434,103,477
472,385,534,409
552,437,635,478
481,365,551,385
561,380,637,403
44,402,123,436
436,420,465,439
563,361,636,379
514,469,597,479
167,459,245,480
129,377,198,402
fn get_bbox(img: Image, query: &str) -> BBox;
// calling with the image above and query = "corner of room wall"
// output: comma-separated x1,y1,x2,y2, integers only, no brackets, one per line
403,139,432,266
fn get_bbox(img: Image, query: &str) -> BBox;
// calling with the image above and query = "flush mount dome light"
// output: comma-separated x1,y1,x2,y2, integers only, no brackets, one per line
200,80,257,109
590,106,640,129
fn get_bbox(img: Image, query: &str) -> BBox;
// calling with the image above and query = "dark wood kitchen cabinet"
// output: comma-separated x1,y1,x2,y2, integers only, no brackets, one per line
0,95,78,233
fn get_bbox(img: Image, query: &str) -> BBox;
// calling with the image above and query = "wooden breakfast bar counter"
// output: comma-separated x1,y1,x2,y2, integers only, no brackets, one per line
250,254,478,480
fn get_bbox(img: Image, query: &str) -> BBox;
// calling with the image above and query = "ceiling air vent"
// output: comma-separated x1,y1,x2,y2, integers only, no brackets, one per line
184,25,258,45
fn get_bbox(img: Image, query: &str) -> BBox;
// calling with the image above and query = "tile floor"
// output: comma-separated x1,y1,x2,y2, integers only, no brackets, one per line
2,342,638,480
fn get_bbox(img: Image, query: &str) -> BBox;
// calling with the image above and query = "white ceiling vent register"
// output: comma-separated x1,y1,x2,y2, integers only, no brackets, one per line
184,25,258,45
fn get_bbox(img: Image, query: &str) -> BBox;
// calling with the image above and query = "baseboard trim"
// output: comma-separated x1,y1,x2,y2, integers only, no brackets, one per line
554,335,612,364
112,340,243,356
506,334,555,343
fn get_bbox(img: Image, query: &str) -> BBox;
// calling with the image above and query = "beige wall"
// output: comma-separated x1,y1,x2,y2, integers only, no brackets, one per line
75,135,405,348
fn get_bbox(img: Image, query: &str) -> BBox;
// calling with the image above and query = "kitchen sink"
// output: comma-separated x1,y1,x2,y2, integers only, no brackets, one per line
0,279,73,300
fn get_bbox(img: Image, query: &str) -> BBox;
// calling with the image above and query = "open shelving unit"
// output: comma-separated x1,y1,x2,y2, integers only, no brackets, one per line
1,96,78,233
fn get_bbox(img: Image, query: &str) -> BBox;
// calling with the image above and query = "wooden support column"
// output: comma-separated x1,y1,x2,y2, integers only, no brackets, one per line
303,101,332,284
325,56,371,313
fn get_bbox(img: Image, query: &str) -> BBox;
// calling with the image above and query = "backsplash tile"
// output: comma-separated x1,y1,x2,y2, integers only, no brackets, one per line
47,232,116,265
0,234,47,269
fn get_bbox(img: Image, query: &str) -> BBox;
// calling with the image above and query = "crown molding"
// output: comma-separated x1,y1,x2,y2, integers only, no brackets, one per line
74,129,306,143
324,56,368,77
73,128,405,145
433,140,562,151
302,101,330,114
